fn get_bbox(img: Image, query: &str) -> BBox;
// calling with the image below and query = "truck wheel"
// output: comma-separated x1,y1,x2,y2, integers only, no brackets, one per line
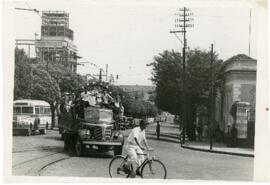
113,145,123,156
75,138,84,157
60,133,65,140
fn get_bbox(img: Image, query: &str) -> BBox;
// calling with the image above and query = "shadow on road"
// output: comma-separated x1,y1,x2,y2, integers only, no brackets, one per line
66,149,113,158
42,135,62,141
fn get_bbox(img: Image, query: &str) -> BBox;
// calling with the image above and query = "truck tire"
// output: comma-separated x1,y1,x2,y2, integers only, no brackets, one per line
75,138,85,157
113,145,123,156
60,133,65,140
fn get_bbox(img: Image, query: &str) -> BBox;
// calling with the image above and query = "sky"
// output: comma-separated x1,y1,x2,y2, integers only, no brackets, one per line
12,0,259,86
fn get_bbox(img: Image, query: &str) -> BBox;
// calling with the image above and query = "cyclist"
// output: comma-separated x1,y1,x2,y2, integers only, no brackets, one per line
122,120,151,177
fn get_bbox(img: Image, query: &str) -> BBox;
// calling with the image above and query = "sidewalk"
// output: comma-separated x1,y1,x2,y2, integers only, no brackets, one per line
146,122,254,157
182,140,254,157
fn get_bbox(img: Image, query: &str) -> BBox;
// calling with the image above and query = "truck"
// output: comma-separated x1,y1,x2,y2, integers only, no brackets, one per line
58,83,124,156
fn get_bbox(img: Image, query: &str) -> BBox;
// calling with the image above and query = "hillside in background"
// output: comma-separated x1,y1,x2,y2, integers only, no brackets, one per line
119,85,155,101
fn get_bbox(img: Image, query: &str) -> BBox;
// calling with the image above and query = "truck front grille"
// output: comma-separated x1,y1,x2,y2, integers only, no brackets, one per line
105,128,111,140
93,127,103,140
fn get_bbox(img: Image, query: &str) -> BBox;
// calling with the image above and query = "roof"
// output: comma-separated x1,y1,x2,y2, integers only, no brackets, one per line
223,54,256,65
221,54,257,73
13,99,50,106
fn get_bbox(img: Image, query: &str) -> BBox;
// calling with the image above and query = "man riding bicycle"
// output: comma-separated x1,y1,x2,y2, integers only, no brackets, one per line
121,120,151,178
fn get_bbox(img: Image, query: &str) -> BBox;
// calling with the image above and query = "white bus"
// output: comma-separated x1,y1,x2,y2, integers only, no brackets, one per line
13,99,52,136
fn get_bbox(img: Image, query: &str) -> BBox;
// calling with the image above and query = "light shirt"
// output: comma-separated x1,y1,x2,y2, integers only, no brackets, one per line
81,92,90,101
127,127,146,145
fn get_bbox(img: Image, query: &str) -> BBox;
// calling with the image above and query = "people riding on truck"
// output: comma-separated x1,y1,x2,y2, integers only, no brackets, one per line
58,81,125,156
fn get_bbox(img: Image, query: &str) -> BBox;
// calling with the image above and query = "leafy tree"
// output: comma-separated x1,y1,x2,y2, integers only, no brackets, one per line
14,48,33,99
36,63,86,94
28,67,61,126
148,49,222,140
14,48,61,127
108,85,158,118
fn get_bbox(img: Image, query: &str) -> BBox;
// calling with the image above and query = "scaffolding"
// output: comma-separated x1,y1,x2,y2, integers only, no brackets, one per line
41,11,73,40
35,11,78,72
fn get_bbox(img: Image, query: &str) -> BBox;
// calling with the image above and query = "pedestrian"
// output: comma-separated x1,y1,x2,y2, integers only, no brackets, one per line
231,124,238,147
226,122,232,147
197,123,202,141
156,121,160,140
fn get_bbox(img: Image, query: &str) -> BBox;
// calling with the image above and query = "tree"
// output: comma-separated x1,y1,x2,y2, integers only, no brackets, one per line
108,85,158,118
14,48,61,127
14,48,33,99
36,63,86,94
28,67,61,127
148,49,222,140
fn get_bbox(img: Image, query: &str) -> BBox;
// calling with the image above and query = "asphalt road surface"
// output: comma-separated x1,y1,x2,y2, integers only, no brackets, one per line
12,129,254,181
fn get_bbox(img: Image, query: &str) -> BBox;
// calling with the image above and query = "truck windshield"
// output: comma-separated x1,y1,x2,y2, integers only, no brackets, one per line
21,107,34,114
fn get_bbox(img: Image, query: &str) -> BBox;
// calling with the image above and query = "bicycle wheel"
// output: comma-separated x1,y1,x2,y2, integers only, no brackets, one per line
141,159,167,179
109,155,128,178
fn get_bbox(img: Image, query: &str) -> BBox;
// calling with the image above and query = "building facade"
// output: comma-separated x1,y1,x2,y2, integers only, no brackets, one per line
35,11,78,72
217,54,256,146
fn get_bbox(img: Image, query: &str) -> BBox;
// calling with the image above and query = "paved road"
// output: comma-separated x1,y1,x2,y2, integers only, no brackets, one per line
12,129,254,181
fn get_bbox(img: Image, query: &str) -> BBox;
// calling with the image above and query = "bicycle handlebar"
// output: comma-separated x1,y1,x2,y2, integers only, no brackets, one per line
137,148,154,155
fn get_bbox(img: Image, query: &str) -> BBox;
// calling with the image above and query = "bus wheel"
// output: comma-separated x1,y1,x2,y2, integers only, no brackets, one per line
26,129,31,136
40,129,46,135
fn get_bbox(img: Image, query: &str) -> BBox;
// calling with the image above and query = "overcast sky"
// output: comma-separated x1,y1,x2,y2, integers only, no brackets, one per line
12,0,259,86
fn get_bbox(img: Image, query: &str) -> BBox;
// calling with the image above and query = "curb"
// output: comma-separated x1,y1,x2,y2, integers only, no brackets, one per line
147,136,181,144
147,132,180,140
181,145,254,158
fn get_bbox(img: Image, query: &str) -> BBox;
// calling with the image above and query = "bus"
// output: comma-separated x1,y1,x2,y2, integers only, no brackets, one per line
13,99,52,136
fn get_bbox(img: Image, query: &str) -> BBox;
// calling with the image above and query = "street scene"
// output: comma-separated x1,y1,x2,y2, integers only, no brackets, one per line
13,123,253,180
7,0,262,182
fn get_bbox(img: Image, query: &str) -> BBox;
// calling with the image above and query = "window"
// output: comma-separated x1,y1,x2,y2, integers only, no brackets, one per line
13,107,21,114
40,107,45,114
21,107,34,114
35,106,40,114
45,107,51,114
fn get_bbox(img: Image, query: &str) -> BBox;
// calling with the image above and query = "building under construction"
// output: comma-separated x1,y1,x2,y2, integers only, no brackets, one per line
35,11,79,72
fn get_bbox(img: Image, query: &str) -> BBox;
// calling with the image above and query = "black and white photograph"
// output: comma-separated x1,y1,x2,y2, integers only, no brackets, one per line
2,0,270,182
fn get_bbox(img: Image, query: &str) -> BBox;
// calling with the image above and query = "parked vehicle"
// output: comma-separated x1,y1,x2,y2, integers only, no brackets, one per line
58,83,124,156
13,99,51,136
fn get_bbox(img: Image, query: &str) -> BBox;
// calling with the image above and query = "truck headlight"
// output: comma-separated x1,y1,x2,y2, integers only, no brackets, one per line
86,129,91,136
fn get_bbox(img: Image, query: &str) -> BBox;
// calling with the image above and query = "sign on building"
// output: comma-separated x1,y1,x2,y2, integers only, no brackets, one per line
236,102,250,139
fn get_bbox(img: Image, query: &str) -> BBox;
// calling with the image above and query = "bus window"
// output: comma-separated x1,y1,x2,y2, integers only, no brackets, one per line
13,107,21,114
35,106,40,114
40,107,44,114
44,107,51,114
21,107,34,114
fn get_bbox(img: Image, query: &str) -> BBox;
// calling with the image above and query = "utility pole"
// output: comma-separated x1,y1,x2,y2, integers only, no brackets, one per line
210,43,214,150
106,64,108,82
170,7,194,144
99,68,103,82
248,9,252,57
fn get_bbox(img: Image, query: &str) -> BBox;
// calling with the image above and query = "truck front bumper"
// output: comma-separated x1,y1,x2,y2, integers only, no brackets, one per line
82,140,122,146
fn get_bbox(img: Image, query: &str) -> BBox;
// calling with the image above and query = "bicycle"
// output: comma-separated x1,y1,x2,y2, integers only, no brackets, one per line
109,149,167,179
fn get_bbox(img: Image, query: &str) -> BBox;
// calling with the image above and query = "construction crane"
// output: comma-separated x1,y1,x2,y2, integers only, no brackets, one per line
14,7,41,18
15,7,39,13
